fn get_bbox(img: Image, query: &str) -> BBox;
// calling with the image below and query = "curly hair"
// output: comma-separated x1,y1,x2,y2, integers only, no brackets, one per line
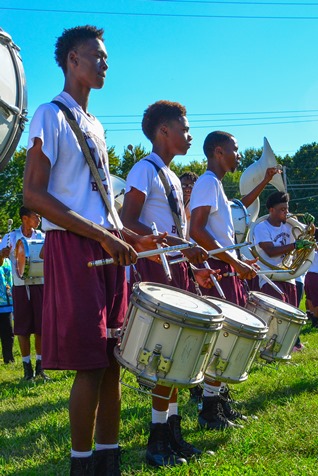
266,191,290,210
179,171,198,183
55,25,104,73
141,100,187,142
203,131,234,159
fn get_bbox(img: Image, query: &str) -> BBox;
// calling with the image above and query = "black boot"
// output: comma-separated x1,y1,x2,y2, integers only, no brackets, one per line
35,359,50,380
189,385,203,403
146,422,187,467
70,456,93,475
168,415,202,459
198,396,242,430
23,361,34,380
93,448,121,476
219,390,247,422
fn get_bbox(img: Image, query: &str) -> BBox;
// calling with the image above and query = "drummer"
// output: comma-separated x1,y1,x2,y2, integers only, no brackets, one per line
0,206,48,380
121,100,219,467
189,131,281,430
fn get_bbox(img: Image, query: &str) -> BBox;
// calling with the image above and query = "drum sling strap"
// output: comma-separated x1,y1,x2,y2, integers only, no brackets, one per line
52,101,142,283
144,159,201,294
52,101,122,233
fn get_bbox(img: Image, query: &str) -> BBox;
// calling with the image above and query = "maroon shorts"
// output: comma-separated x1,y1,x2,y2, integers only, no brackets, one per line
261,281,297,307
130,257,190,292
201,258,248,307
42,231,127,370
12,285,43,336
305,272,318,307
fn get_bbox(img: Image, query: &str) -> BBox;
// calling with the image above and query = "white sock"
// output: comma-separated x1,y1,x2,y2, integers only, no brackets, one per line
203,382,221,397
219,383,228,393
22,356,31,363
71,450,93,458
36,354,42,361
152,408,169,424
95,443,119,451
168,403,178,417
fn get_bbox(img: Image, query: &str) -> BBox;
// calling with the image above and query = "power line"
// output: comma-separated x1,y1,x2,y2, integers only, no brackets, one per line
1,6,318,20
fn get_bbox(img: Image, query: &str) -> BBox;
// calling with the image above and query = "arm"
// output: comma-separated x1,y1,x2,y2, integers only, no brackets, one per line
258,240,295,258
190,206,256,279
24,138,138,266
241,167,281,209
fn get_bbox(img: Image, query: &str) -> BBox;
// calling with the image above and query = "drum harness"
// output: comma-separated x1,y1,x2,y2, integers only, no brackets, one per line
52,101,132,339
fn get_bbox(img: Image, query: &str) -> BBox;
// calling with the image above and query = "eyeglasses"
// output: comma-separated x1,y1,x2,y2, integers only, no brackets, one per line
181,183,195,189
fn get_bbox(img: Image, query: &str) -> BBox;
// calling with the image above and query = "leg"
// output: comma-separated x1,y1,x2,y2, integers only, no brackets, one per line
69,368,105,451
17,334,31,357
0,313,14,363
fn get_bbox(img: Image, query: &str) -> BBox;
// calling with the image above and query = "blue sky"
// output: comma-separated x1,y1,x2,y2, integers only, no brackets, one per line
2,0,318,165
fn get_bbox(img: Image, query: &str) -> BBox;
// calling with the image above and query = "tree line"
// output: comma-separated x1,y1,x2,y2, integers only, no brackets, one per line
0,141,317,235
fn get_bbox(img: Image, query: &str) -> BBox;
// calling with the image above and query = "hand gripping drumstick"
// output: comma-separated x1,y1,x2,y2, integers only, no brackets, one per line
87,242,197,268
203,261,226,300
240,252,285,297
151,222,172,281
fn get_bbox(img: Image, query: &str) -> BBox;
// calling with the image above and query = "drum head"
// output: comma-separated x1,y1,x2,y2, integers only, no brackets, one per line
15,237,28,279
205,297,267,331
0,29,27,171
134,282,223,326
249,291,305,318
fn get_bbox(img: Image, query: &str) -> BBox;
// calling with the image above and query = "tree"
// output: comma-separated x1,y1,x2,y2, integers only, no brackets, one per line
108,145,121,176
170,159,207,178
0,147,25,235
119,144,149,179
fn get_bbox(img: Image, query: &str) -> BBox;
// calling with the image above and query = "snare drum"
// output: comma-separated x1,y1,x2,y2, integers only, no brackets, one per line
0,29,27,171
230,199,250,243
245,291,307,362
15,238,44,279
110,174,125,212
114,282,224,388
204,298,268,383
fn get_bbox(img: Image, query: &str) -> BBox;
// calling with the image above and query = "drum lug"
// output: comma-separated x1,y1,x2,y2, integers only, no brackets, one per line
208,348,229,375
137,344,162,389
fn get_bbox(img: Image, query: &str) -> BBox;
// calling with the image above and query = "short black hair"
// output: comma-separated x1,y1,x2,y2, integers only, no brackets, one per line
55,25,104,73
203,131,234,159
266,191,290,210
142,100,187,142
179,171,198,182
19,206,33,219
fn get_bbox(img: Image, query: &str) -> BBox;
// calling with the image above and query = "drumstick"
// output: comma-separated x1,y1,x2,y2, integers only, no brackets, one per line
169,242,252,265
223,271,284,296
203,261,226,299
151,222,172,281
87,242,197,268
240,252,285,297
7,219,13,248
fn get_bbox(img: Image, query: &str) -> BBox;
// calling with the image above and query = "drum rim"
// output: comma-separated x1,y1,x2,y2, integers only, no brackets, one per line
133,282,224,325
0,30,28,171
247,291,307,319
204,296,268,333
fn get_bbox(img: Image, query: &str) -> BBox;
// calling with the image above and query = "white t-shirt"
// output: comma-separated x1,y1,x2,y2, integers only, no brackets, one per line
0,227,45,286
189,170,236,258
253,220,295,287
27,91,120,232
125,152,186,239
307,251,318,274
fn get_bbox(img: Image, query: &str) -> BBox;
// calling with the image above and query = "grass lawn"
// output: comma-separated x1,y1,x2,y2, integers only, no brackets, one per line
1,297,318,475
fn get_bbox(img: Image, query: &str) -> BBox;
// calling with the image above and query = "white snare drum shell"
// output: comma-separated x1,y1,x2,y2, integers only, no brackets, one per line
246,291,307,362
204,297,268,384
114,283,224,388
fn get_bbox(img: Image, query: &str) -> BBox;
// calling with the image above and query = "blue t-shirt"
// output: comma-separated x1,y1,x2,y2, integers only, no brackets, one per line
0,258,13,313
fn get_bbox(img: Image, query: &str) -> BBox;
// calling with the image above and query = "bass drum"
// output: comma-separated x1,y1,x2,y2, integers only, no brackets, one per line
230,199,250,244
0,29,27,171
240,215,316,281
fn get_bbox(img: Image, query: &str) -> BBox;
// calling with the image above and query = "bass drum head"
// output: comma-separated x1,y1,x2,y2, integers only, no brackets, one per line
0,29,27,171
229,199,250,243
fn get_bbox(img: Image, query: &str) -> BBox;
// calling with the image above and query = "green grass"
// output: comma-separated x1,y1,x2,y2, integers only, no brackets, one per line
1,300,318,475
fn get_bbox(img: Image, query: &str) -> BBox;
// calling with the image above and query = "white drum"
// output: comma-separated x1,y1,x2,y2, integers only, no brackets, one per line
245,291,307,362
110,174,125,212
15,238,44,279
0,29,27,171
204,298,268,384
230,199,250,244
114,282,224,388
